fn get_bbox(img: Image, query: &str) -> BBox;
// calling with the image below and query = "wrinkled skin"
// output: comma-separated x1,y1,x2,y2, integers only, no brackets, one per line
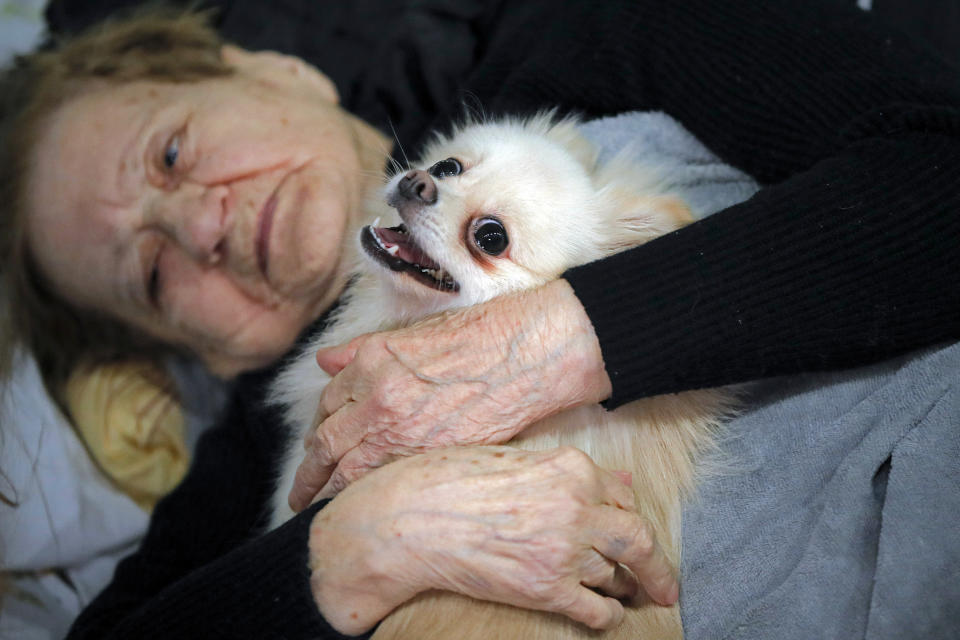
290,279,613,509
27,47,390,376
309,445,678,635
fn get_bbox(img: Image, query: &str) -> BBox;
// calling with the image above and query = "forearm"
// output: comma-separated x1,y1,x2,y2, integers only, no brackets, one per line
462,0,960,403
567,125,960,405
68,505,358,639
68,369,360,639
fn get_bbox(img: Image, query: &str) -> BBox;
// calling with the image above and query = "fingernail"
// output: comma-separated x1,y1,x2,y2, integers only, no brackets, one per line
659,580,680,606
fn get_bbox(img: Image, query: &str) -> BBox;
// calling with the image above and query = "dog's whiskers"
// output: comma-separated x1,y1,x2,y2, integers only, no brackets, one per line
384,155,405,179
460,93,487,127
387,118,412,172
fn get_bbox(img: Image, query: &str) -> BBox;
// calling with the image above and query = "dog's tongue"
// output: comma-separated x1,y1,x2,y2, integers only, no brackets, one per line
374,227,441,269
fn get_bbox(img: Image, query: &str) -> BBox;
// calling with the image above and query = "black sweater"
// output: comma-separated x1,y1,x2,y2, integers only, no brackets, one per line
67,0,960,637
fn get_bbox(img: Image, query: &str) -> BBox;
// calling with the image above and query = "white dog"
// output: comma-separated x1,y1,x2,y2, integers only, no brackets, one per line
269,114,733,639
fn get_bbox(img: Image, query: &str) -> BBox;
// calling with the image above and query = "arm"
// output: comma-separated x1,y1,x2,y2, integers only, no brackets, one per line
567,126,960,405
294,280,609,505
67,370,352,639
475,0,960,404
291,0,960,496
69,368,675,638
309,446,676,635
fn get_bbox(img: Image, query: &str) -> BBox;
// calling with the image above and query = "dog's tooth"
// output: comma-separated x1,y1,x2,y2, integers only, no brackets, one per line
371,216,381,228
386,245,399,256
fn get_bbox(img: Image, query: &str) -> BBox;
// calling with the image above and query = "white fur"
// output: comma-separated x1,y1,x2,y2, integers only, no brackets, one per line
267,114,732,639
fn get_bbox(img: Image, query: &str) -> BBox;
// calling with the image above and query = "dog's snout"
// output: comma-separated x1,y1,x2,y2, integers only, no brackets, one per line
398,170,438,205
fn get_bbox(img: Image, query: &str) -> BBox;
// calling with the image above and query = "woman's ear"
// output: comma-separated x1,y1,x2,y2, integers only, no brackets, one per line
221,45,339,104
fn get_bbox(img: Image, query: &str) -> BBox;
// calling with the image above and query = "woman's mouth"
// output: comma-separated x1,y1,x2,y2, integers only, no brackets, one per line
257,194,277,277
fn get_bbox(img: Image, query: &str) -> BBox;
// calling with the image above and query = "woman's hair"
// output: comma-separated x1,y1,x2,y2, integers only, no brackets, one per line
0,7,232,396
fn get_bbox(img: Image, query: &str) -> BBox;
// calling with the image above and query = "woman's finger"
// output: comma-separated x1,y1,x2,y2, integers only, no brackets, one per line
315,342,359,377
288,447,335,512
315,362,358,422
289,405,364,511
592,506,679,606
597,468,638,512
579,552,639,601
557,585,626,630
313,442,390,502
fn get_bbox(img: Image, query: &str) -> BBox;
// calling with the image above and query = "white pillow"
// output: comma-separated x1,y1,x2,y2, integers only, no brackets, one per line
1,347,149,638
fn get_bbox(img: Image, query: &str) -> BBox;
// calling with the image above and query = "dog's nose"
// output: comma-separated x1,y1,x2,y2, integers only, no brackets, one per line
397,170,437,205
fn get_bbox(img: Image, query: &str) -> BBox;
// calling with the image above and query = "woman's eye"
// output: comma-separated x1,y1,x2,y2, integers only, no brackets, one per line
145,241,165,307
473,217,508,255
147,260,162,306
163,136,180,170
428,157,462,179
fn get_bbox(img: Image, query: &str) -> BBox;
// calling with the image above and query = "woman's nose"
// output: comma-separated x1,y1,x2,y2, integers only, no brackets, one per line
155,185,232,264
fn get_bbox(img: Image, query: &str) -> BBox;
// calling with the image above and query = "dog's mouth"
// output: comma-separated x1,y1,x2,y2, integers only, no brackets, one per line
361,224,460,292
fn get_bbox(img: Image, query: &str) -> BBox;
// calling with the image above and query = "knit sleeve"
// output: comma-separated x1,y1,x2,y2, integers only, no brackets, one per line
566,120,960,405
66,371,363,640
470,0,960,405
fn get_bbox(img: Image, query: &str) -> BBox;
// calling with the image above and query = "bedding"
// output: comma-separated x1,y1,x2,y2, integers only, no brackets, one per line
575,111,960,638
0,348,149,640
682,344,960,639
0,0,46,66
65,361,192,512
0,348,227,639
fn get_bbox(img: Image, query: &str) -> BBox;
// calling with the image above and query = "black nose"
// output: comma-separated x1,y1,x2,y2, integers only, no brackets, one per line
397,170,437,205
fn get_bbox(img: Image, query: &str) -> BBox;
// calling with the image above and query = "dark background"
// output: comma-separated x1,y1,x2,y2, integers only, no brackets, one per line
44,0,959,71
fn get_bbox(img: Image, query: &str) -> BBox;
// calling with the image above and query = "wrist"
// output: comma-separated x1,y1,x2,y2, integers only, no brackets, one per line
308,505,393,635
529,279,612,406
307,492,418,634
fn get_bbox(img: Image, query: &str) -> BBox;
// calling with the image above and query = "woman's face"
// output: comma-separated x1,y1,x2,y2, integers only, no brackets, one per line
27,48,390,376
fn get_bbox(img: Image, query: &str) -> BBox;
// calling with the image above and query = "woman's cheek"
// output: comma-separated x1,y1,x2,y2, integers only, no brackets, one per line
167,270,304,363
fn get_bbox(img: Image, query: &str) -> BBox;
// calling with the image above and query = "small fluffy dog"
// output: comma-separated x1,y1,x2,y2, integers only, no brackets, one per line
269,114,732,640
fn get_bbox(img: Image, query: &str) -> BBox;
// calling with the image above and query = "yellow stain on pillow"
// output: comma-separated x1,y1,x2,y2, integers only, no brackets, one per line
64,361,189,511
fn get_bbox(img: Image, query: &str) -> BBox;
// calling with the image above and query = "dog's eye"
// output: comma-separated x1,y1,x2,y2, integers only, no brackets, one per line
428,157,462,179
473,217,508,255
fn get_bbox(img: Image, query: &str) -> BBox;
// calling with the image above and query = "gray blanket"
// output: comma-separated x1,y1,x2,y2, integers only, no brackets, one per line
579,112,960,639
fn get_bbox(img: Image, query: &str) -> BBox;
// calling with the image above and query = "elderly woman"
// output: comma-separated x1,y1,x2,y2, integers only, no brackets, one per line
2,0,959,638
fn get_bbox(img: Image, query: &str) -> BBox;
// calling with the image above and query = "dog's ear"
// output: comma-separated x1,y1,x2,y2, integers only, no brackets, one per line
601,190,694,253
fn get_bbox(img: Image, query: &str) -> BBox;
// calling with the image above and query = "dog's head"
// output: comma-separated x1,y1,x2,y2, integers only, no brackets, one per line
361,115,692,309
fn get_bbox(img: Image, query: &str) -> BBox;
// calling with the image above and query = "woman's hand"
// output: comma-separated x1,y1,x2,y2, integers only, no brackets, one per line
289,279,613,511
307,446,678,635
